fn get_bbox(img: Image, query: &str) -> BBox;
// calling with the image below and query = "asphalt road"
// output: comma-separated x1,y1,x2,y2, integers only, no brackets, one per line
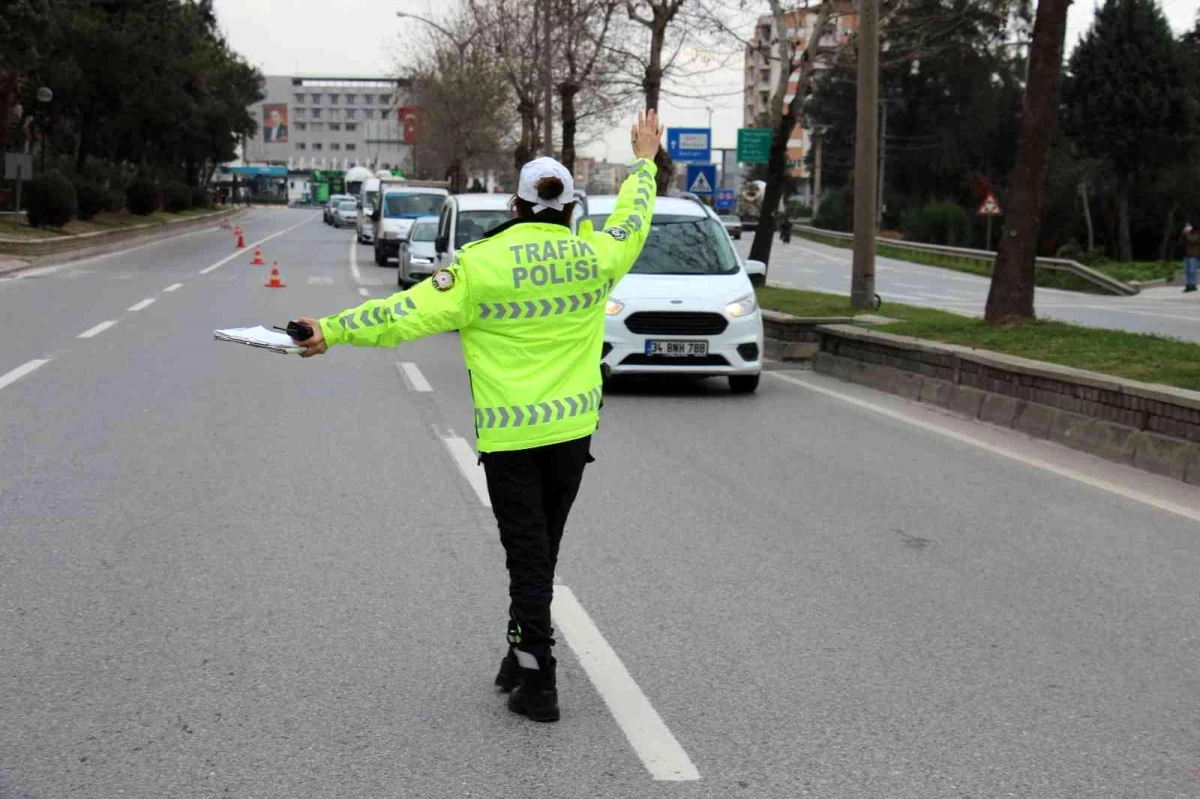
743,234,1200,342
4,208,1200,798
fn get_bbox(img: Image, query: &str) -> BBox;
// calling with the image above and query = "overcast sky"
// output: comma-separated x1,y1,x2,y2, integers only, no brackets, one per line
214,0,1197,162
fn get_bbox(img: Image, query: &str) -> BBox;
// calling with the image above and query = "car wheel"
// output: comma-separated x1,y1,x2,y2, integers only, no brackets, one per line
729,374,760,394
374,245,387,267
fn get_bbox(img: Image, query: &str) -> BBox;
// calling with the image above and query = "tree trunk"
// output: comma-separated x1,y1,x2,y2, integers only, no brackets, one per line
984,0,1071,325
645,15,665,111
747,107,796,275
1079,179,1094,253
514,99,537,174
74,116,89,175
1116,177,1132,262
1158,202,1179,262
559,83,579,175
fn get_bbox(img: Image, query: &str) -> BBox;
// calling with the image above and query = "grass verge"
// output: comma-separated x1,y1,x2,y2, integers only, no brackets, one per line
798,230,1112,295
756,285,1200,391
0,208,226,241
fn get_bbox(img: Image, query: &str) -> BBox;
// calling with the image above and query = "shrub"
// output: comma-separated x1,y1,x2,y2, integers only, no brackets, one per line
191,186,210,209
901,201,971,246
26,171,77,228
106,190,126,213
812,186,853,231
786,200,813,218
126,179,158,216
162,181,191,213
74,180,109,221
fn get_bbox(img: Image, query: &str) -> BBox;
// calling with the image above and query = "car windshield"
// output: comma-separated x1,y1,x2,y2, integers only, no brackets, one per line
384,193,445,218
584,213,739,275
338,201,356,212
411,222,438,242
364,190,378,210
455,209,511,246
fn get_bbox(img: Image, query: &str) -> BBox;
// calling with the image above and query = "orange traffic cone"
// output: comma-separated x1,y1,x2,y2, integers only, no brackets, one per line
250,247,264,265
235,230,245,249
264,263,286,288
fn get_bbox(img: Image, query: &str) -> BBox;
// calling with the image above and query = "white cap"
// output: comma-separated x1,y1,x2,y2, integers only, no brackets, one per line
517,157,574,214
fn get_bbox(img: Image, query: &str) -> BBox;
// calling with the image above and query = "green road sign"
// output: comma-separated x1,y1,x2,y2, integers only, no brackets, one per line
737,128,773,164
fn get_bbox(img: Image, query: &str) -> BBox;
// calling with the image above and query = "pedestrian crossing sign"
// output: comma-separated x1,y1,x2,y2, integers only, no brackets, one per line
685,164,716,196
977,192,1003,216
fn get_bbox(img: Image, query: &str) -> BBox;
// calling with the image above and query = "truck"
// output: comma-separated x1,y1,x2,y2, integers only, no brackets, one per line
372,179,451,267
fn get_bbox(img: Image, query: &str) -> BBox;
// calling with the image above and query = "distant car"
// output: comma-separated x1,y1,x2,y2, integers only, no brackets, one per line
333,199,358,228
584,194,766,394
324,194,352,225
397,215,441,288
720,214,743,239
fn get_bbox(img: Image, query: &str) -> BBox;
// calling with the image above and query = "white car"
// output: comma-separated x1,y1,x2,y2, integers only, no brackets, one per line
429,193,517,270
584,195,766,393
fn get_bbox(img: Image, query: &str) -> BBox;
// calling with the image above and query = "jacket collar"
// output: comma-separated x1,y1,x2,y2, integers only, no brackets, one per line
481,218,570,239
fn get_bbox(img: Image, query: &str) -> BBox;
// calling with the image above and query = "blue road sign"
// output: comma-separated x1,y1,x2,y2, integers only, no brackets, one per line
666,128,711,163
715,188,736,211
686,164,717,196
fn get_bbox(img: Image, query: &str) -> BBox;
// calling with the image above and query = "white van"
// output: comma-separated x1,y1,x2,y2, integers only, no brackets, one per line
373,183,450,266
430,190,588,268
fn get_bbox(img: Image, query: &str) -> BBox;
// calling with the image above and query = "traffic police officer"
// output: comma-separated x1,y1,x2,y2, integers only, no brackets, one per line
293,110,664,722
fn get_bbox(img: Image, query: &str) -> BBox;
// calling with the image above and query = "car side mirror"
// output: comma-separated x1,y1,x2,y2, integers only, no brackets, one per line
435,235,449,255
745,259,767,287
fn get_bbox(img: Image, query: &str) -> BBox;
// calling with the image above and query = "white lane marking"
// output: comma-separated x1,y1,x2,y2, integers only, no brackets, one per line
78,320,117,339
554,585,701,782
308,276,334,286
349,236,362,283
439,432,491,507
163,283,183,292
199,215,313,275
358,287,370,297
127,298,156,312
396,361,433,392
0,359,50,391
768,371,1200,524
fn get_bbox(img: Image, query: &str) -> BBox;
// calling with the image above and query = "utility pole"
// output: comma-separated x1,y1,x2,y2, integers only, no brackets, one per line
541,0,554,157
850,0,879,310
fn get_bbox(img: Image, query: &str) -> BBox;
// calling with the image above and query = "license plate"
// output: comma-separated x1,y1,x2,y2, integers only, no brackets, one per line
645,340,708,357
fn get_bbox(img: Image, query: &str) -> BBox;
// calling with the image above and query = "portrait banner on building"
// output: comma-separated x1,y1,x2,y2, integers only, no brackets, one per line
398,107,422,145
263,103,289,143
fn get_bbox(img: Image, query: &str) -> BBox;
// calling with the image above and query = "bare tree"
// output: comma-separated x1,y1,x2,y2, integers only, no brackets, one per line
984,0,1070,323
746,0,840,273
553,0,620,173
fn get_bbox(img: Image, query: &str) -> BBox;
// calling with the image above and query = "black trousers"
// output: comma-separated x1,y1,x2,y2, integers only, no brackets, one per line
481,435,593,659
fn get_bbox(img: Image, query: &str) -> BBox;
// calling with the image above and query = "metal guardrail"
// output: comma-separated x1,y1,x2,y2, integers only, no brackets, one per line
795,225,1139,296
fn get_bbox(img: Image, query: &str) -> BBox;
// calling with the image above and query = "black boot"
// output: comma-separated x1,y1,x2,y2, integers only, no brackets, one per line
507,656,559,723
494,650,520,692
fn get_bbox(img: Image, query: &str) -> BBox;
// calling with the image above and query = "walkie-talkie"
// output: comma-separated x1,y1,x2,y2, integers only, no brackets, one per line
274,321,313,341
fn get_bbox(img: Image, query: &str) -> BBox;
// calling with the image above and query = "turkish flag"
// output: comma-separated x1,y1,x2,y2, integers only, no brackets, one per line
398,107,421,145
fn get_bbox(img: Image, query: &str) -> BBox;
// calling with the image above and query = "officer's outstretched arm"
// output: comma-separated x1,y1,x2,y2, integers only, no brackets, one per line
318,265,471,349
590,158,657,283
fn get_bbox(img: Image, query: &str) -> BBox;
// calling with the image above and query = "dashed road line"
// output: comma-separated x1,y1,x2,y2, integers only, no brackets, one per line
127,298,156,312
554,585,701,782
0,359,50,392
78,320,117,339
396,361,433,392
438,431,491,507
349,236,362,283
163,283,183,292
358,287,370,297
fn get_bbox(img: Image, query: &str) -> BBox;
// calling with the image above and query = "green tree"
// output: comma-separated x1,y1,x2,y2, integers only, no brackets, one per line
1063,0,1191,261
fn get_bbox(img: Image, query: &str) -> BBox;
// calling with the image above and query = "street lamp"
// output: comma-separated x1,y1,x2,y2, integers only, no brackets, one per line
36,86,52,173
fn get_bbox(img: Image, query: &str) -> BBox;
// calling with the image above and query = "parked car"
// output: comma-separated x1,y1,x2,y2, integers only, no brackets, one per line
584,194,766,393
374,185,450,266
720,214,743,239
323,194,352,225
397,216,442,288
333,199,358,228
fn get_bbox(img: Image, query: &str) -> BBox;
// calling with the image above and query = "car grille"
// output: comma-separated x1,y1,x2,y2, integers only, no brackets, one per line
620,354,730,367
624,312,728,335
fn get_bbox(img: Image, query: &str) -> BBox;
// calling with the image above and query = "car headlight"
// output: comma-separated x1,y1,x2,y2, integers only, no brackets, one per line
605,298,624,316
725,294,758,318
411,256,434,265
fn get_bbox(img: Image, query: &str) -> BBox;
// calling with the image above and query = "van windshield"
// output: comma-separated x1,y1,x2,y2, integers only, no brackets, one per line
584,214,739,275
384,193,446,218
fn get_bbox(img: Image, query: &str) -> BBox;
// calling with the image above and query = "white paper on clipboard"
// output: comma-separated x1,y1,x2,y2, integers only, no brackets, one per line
214,325,304,355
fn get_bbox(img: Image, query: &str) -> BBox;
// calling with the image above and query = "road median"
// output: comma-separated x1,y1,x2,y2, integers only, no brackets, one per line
758,286,1200,484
